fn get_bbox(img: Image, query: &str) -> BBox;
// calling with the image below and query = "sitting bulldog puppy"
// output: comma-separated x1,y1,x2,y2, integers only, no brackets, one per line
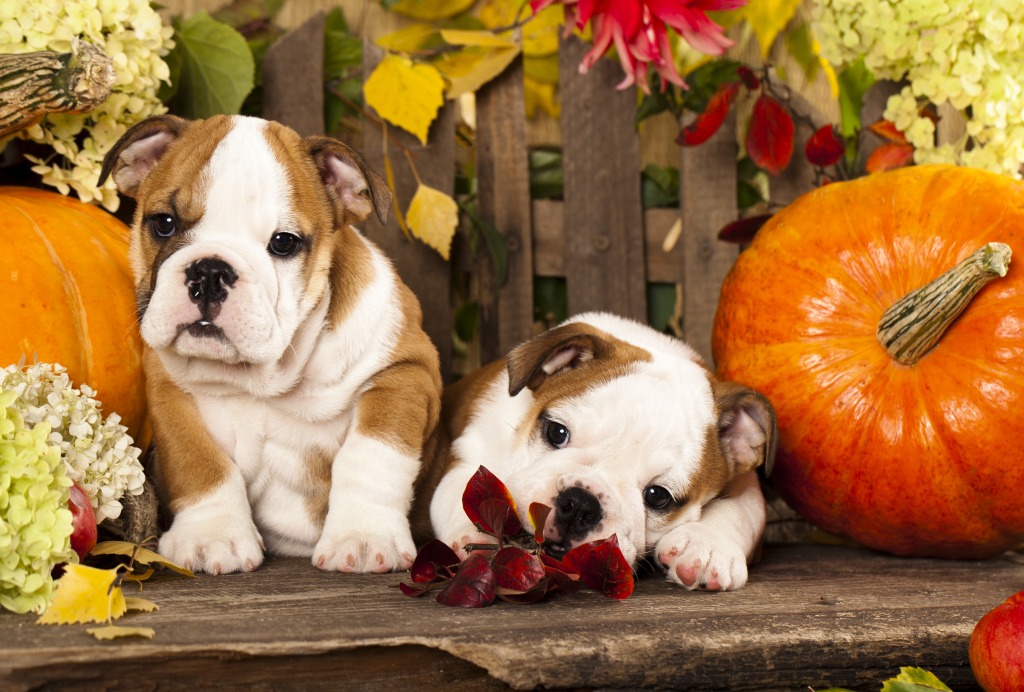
416,313,776,591
100,115,441,575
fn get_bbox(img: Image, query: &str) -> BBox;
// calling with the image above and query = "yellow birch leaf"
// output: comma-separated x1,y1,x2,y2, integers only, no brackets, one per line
364,55,445,145
87,625,156,640
90,541,195,577
37,564,126,626
124,597,159,613
390,0,475,21
435,46,521,99
406,183,458,260
741,0,804,58
524,76,560,119
440,29,517,48
524,54,559,84
478,1,561,56
382,148,410,238
376,24,439,53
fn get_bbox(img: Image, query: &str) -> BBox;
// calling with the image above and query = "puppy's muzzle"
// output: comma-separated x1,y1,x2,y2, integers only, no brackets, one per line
184,258,237,334
544,486,604,559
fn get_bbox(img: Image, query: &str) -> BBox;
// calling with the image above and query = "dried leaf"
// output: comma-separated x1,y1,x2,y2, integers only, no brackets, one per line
805,125,845,167
124,597,159,613
562,535,635,600
865,143,914,173
676,82,739,147
434,45,521,99
90,541,194,577
37,564,126,626
364,55,445,145
746,94,794,174
867,119,908,144
436,553,496,608
718,214,774,244
492,547,545,591
528,502,552,543
462,466,521,537
86,625,156,640
406,183,458,260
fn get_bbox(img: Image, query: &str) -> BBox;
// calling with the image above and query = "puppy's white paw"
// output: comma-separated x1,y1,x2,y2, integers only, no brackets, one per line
656,525,749,592
314,516,416,573
158,515,265,575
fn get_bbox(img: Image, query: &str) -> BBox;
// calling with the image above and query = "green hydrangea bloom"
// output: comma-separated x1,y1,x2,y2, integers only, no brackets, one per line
0,389,75,614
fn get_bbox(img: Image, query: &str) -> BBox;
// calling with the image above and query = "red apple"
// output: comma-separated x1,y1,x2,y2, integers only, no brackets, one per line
970,590,1024,692
68,481,97,560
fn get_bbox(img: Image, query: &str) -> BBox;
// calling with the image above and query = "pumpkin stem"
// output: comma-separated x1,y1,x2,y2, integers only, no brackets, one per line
877,243,1012,365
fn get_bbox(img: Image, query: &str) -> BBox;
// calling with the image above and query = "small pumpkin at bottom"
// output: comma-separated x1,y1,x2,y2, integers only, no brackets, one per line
712,165,1024,559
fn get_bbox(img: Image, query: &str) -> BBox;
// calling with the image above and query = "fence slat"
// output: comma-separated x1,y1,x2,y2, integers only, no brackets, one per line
361,44,454,381
475,56,535,362
558,35,647,322
679,113,740,366
262,12,325,136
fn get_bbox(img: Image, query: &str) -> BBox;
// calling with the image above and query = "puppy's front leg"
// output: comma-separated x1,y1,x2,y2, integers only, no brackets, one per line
429,459,494,559
314,361,440,573
656,471,766,591
147,351,264,574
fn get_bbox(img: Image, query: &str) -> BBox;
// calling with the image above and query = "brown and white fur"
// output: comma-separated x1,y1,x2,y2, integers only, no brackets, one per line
100,115,441,575
415,313,776,591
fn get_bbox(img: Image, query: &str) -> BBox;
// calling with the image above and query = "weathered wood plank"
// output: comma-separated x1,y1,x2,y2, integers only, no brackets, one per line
361,44,454,382
3,544,1010,691
475,56,535,361
261,12,326,136
558,35,647,322
679,112,740,365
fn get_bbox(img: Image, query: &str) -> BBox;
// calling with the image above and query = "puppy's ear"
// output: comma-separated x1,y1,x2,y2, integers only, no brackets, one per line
305,136,392,225
712,381,778,477
506,323,614,396
99,115,189,198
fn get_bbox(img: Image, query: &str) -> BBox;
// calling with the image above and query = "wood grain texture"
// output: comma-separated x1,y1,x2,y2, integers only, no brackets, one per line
360,44,453,382
475,56,535,362
261,12,326,137
558,35,647,322
3,544,1011,691
679,112,740,366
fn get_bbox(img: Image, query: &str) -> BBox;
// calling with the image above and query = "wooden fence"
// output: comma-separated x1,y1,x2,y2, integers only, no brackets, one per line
262,13,843,382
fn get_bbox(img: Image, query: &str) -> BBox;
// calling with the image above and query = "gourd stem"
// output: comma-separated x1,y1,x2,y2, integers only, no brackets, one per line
877,242,1012,365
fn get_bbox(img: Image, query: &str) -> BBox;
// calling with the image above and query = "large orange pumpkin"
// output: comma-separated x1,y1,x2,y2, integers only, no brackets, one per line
1,187,148,449
712,165,1024,559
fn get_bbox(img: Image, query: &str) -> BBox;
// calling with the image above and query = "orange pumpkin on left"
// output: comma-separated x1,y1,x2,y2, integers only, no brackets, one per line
0,187,148,450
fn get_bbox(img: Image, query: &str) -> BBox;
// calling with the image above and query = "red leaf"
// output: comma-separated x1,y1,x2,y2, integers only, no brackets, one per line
676,82,740,147
399,581,434,597
805,124,845,167
737,66,760,90
477,498,523,538
462,466,520,537
436,553,496,608
543,565,582,595
528,503,552,544
867,119,907,144
746,94,794,174
717,214,774,244
865,142,914,173
495,577,553,604
562,535,635,600
410,539,460,584
492,547,545,591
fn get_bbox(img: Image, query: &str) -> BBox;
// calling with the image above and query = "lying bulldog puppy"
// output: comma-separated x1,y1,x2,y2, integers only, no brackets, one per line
416,313,776,591
100,115,441,575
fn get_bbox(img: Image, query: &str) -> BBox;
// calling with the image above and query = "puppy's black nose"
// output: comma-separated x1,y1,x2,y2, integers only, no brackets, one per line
554,486,603,541
185,258,237,307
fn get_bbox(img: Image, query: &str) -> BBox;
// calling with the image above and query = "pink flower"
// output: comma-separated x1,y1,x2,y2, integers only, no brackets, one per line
531,0,745,92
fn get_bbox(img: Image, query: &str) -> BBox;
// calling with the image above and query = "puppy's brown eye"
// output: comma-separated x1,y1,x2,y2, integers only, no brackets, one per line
643,485,673,510
543,420,570,449
268,232,302,257
149,213,176,239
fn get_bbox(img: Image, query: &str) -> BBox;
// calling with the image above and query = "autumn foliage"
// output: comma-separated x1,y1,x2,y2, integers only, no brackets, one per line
400,466,634,607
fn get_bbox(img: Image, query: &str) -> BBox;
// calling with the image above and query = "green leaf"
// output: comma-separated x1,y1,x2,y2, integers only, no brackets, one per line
641,164,680,209
529,147,563,199
880,667,953,692
683,59,742,113
157,44,183,103
325,28,362,77
211,0,284,31
636,90,671,125
534,276,567,325
325,6,350,33
784,21,820,82
167,12,255,118
454,301,479,343
475,213,509,287
647,283,677,332
737,180,763,209
836,57,876,139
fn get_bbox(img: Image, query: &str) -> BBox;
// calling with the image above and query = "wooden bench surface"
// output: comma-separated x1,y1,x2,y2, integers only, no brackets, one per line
3,543,1020,690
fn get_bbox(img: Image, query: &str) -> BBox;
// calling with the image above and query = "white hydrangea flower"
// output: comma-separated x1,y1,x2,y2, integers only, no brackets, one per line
813,0,1024,179
1,363,145,524
1,0,174,211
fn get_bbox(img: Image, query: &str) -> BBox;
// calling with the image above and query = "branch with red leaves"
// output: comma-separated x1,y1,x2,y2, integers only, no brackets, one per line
400,467,634,607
